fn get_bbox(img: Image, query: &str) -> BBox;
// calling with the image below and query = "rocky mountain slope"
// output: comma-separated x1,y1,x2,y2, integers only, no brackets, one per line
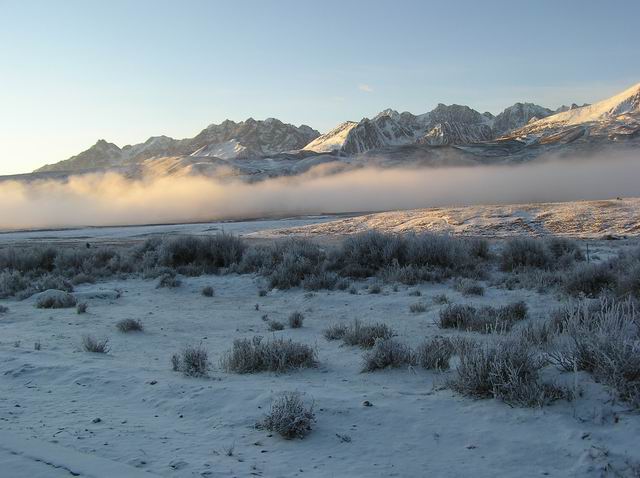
36,118,320,173
26,82,640,179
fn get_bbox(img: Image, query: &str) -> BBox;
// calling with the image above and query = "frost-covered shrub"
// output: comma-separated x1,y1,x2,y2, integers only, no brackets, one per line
288,311,304,328
361,338,415,372
409,302,427,313
453,278,485,296
323,323,349,341
257,392,315,439
82,335,110,353
268,320,285,331
438,302,527,333
341,319,394,348
549,298,639,407
449,339,568,407
201,286,214,297
500,238,552,271
221,336,317,373
171,343,209,377
76,302,88,314
302,271,338,291
0,305,8,314
156,272,181,289
562,263,617,298
35,289,77,309
416,337,454,370
116,318,143,333
158,234,245,271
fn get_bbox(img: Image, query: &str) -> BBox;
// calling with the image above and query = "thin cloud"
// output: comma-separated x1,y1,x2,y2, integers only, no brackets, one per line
358,84,374,93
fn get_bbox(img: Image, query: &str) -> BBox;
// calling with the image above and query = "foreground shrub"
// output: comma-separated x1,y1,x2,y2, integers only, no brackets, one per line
116,318,143,333
0,305,8,314
268,320,285,331
453,278,485,296
171,343,209,377
76,302,88,314
562,263,617,298
341,319,394,348
449,339,568,407
158,234,246,271
438,301,528,333
323,323,349,341
156,272,181,289
362,338,415,372
500,238,551,271
288,311,305,328
415,336,454,370
201,286,214,297
409,302,427,313
82,335,110,353
257,392,315,439
221,336,317,373
549,298,639,407
35,290,77,309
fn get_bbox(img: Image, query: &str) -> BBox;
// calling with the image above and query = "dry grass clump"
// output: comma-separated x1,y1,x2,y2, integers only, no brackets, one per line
549,298,640,407
221,336,317,373
438,302,528,333
288,311,305,328
453,278,485,296
415,336,455,370
171,343,209,377
116,318,143,333
82,335,110,353
201,286,214,297
341,319,395,348
449,338,569,407
323,323,349,341
562,263,617,298
368,283,382,294
432,293,450,304
35,290,77,309
76,302,88,314
156,272,181,288
268,320,285,331
361,338,415,372
257,392,315,439
409,302,427,313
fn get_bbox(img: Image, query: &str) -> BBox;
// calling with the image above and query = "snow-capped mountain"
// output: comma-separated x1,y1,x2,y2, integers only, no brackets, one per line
27,82,640,180
304,103,496,154
492,103,554,135
36,118,320,172
508,82,640,142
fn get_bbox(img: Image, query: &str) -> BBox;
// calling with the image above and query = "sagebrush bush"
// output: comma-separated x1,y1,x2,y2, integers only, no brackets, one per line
116,318,143,333
562,263,617,298
302,271,338,291
82,335,110,353
201,286,214,297
439,301,528,333
500,238,551,271
416,337,454,370
156,272,181,289
268,320,285,331
323,323,349,341
257,392,315,439
288,311,304,328
158,234,245,271
361,338,415,372
548,298,639,407
432,293,450,304
409,302,427,313
35,290,77,309
221,336,317,373
341,319,394,348
449,339,568,407
454,278,485,296
76,302,88,314
172,343,209,377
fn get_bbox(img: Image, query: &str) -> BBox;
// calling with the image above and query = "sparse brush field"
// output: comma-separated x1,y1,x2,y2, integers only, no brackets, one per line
0,232,639,476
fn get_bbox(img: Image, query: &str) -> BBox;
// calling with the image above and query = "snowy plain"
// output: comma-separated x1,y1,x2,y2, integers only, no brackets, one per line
1,199,640,477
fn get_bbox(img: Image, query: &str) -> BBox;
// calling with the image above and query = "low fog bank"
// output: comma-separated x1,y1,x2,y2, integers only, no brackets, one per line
1,154,639,231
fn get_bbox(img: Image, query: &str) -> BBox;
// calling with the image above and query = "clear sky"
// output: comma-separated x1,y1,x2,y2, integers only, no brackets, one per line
1,0,639,175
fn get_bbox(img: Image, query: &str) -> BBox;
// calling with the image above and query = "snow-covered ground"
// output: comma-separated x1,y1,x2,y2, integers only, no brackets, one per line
2,265,640,477
257,198,640,239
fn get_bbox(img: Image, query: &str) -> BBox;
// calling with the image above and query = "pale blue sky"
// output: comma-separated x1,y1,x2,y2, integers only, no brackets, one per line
1,0,639,175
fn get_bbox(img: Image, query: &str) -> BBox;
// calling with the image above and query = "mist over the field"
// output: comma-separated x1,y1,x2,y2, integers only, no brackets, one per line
1,153,639,231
